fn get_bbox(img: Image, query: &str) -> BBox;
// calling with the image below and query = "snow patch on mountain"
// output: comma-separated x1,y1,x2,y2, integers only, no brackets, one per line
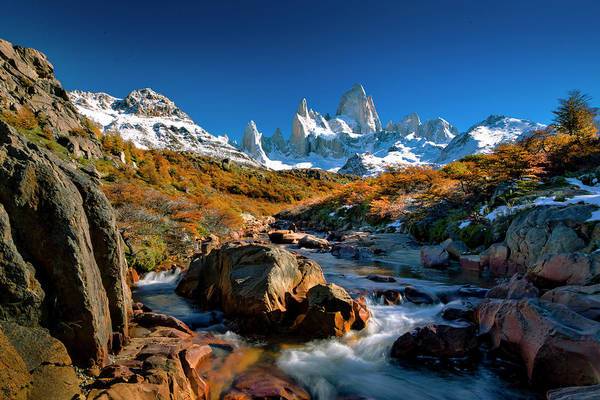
436,115,546,164
69,88,260,167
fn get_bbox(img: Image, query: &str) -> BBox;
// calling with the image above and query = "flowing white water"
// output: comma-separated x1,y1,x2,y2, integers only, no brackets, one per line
132,234,536,400
137,268,182,286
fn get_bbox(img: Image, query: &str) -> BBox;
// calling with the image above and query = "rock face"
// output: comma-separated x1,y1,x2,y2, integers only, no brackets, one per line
86,311,213,400
0,322,82,400
241,120,269,164
477,299,600,389
505,204,594,271
391,323,478,359
0,38,87,133
336,84,382,134
0,121,131,366
177,243,368,338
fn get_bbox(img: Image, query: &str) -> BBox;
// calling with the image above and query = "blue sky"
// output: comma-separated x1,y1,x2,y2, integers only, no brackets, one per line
2,0,599,142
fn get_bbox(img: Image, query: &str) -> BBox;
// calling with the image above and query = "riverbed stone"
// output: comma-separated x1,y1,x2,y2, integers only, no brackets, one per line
222,367,310,400
391,323,478,359
541,284,600,321
486,274,539,300
477,298,600,389
420,245,449,268
528,252,600,288
298,234,330,250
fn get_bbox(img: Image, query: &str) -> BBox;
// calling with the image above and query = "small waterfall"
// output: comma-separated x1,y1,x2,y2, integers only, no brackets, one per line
136,268,182,286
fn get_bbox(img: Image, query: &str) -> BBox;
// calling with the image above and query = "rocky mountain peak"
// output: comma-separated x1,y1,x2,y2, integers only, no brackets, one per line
241,120,268,164
0,38,89,134
336,83,382,134
113,88,189,119
297,98,309,117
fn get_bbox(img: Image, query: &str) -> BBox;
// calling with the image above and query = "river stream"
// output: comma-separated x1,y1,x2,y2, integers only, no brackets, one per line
133,233,539,399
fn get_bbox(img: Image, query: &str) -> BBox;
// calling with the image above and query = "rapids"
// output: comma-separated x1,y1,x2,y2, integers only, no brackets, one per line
133,234,539,399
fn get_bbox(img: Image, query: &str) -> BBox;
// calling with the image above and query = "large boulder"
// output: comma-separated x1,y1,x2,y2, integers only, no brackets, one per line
293,283,366,338
390,323,478,359
0,122,131,366
477,299,600,389
528,252,600,288
177,243,369,338
177,243,326,329
0,322,82,400
505,205,594,271
541,284,600,321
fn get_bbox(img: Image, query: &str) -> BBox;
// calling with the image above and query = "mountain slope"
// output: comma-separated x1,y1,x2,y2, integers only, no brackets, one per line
69,89,260,167
436,115,546,163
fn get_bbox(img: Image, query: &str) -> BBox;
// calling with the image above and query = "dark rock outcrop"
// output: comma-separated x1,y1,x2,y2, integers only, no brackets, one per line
391,323,478,359
0,122,131,367
0,38,102,157
486,273,539,300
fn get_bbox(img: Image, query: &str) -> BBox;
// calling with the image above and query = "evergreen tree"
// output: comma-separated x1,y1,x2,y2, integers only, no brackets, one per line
552,90,598,140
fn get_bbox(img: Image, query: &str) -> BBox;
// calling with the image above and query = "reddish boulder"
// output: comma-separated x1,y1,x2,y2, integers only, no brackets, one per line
477,299,600,389
541,284,600,321
222,367,310,400
480,243,512,276
134,312,193,335
528,252,600,288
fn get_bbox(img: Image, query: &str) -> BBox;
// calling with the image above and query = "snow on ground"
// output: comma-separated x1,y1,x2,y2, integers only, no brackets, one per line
465,178,600,227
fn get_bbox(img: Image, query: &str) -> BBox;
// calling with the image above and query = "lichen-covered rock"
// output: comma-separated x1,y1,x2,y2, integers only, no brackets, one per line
0,322,82,400
505,205,595,270
0,122,131,366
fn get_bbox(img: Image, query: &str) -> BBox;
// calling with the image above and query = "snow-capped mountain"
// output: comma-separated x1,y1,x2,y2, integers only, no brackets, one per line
69,88,260,166
240,84,460,174
436,115,546,164
239,85,545,176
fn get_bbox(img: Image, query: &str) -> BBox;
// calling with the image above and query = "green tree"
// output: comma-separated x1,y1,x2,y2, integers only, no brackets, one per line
552,90,598,141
